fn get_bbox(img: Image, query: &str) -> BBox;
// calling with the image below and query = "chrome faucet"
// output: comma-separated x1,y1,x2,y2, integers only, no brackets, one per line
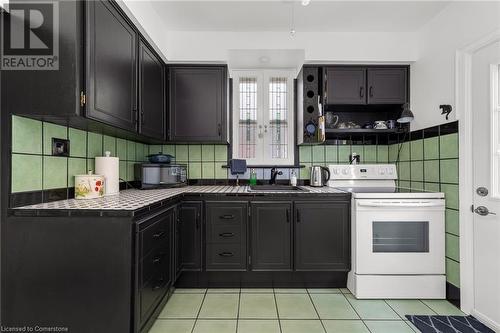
269,168,283,185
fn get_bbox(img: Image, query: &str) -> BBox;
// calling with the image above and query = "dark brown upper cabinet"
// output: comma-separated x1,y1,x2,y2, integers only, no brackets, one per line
86,0,138,132
3,0,169,144
139,40,165,141
325,67,366,105
168,66,228,143
367,68,407,104
324,66,408,106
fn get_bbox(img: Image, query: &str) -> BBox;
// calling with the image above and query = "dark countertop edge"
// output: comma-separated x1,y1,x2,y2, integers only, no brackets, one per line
9,191,351,218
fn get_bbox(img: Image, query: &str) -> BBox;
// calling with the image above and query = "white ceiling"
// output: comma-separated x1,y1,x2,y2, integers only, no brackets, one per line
148,1,450,32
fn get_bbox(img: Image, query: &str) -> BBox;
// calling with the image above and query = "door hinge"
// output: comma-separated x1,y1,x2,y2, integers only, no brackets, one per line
80,91,86,107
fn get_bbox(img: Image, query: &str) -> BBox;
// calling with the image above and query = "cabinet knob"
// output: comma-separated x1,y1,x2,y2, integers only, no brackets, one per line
369,86,374,97
218,123,222,137
218,252,234,257
219,214,235,219
153,257,162,264
219,232,235,238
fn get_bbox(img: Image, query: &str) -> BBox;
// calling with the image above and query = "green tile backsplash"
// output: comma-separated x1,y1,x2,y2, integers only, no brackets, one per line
69,128,87,158
298,142,391,180
149,144,228,180
11,154,42,192
12,115,42,155
11,115,150,193
11,116,231,193
394,124,460,288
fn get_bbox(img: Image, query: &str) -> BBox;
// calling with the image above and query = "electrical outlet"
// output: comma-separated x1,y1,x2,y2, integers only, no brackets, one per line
52,138,70,157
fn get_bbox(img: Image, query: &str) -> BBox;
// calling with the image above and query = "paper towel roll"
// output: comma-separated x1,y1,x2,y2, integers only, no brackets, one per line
95,151,120,196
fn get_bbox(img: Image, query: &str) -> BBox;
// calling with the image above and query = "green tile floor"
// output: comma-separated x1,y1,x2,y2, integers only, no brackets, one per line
148,288,463,333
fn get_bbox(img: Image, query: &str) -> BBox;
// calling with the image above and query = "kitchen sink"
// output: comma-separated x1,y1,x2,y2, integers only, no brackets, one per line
248,185,308,192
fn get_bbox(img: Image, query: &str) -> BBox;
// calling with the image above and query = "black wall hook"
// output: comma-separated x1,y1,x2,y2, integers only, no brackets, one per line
439,105,452,120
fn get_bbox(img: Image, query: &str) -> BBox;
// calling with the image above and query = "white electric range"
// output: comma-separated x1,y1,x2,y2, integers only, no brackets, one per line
328,164,446,299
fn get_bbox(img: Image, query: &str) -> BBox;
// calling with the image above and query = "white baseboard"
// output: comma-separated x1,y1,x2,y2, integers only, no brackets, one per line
471,310,500,333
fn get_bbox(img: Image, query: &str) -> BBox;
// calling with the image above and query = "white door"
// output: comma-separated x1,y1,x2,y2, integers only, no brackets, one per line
471,39,500,330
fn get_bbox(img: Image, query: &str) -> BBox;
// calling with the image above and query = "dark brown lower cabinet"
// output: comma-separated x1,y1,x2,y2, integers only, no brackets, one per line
3,195,351,332
205,201,248,271
179,202,202,271
3,204,179,333
294,201,351,271
251,202,292,271
138,207,174,327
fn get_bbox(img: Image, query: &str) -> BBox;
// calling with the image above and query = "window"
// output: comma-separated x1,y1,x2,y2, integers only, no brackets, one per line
492,64,500,198
232,70,295,165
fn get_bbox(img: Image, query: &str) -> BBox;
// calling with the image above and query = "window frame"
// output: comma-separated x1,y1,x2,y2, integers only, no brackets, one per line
231,69,295,166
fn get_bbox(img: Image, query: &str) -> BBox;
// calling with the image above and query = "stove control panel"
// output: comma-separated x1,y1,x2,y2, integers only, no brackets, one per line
328,164,398,180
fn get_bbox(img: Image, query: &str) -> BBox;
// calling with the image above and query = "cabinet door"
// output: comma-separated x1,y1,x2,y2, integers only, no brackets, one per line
86,0,138,132
206,202,247,271
139,207,174,325
367,68,407,104
325,67,366,105
251,202,292,271
139,40,165,140
168,66,227,142
179,202,202,271
295,202,350,271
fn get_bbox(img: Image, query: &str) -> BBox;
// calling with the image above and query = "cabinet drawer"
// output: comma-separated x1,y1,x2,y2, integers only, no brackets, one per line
140,274,169,322
141,218,169,257
206,243,246,270
208,206,245,225
206,202,247,243
141,248,169,287
208,224,242,243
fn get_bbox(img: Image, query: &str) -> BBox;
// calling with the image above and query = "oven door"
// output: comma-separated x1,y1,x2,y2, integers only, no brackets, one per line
354,199,445,275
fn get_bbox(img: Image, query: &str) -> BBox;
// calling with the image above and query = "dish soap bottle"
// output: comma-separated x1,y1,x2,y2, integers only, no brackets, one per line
249,169,257,186
290,169,297,186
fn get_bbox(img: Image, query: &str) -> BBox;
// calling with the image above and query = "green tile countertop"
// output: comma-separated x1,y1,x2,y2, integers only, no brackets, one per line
12,186,350,216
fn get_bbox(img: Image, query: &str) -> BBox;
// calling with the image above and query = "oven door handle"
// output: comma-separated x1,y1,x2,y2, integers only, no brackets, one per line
357,201,445,208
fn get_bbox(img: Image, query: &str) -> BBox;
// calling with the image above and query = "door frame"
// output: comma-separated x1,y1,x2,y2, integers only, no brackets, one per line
455,29,500,325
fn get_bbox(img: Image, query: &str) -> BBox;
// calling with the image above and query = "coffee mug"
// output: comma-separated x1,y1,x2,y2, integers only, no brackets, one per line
325,113,339,128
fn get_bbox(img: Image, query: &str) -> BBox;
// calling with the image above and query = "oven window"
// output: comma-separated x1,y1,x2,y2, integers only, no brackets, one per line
372,221,429,252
